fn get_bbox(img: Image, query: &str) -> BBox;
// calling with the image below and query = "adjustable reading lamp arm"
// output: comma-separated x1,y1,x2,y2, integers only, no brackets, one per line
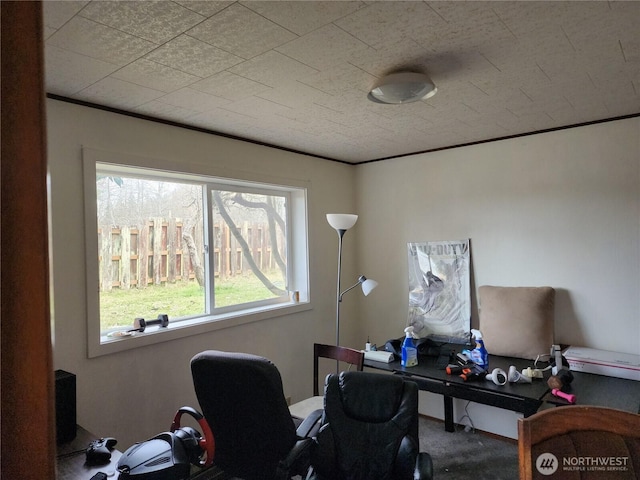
339,275,367,302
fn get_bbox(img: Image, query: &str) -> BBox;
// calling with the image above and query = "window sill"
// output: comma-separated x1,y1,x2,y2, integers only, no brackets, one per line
89,300,312,358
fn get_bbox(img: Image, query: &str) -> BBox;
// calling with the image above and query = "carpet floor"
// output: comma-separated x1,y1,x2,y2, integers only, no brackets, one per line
419,415,519,479
191,415,519,479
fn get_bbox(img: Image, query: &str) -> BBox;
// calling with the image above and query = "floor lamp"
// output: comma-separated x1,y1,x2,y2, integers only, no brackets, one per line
327,214,378,347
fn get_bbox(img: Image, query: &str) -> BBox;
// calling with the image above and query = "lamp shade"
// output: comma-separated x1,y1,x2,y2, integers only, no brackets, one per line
361,278,378,296
368,72,437,104
327,213,358,231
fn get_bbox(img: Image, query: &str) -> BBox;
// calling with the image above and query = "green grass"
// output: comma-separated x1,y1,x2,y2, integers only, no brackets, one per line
100,274,284,331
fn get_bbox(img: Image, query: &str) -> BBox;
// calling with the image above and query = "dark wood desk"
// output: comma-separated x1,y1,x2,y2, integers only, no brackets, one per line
365,347,640,432
56,425,224,480
544,370,640,412
57,425,122,479
365,349,550,432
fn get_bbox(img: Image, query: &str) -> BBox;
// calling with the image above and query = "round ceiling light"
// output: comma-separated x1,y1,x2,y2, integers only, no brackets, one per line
368,71,437,104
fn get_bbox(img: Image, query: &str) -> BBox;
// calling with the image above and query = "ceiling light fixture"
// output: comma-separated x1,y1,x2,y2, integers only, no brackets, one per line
368,71,437,104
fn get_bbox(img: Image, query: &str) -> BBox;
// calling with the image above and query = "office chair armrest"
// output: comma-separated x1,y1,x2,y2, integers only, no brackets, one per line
414,452,434,480
276,408,322,479
295,408,323,438
276,437,313,480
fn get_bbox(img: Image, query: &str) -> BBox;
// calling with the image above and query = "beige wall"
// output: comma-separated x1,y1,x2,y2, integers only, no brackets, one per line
354,117,639,437
47,99,358,447
48,98,639,444
355,117,639,355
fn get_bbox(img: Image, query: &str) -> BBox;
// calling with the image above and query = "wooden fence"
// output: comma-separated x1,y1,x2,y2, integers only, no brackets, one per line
98,218,279,292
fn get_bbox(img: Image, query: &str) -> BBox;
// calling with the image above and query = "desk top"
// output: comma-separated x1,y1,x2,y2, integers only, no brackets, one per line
365,347,551,404
57,426,223,480
365,344,640,414
545,370,640,413
57,426,122,479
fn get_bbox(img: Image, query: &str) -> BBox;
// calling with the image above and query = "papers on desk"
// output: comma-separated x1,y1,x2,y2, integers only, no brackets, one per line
364,350,395,363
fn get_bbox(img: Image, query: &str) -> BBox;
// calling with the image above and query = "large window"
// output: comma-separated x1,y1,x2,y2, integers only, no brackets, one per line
83,149,309,356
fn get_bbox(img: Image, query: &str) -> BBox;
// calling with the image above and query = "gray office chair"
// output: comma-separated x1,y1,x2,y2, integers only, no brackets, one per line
307,371,434,480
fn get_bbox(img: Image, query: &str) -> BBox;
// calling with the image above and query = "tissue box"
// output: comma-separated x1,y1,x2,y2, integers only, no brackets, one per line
564,346,640,381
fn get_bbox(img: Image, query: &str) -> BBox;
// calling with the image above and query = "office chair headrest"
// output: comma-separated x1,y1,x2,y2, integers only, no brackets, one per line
335,372,404,422
190,350,299,479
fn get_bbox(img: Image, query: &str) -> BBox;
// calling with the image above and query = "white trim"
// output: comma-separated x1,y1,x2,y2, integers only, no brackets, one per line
95,301,312,357
82,147,311,358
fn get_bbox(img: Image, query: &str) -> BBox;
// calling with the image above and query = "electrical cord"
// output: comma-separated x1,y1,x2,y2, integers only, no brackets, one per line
57,448,86,459
516,353,553,379
456,401,475,433
534,353,552,369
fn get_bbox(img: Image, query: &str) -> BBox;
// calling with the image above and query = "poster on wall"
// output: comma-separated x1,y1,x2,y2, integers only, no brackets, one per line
407,240,471,343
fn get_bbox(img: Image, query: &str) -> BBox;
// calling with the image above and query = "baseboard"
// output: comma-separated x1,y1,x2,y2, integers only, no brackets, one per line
418,413,517,444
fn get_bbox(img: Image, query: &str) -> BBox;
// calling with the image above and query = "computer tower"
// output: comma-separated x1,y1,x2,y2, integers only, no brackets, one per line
55,369,76,444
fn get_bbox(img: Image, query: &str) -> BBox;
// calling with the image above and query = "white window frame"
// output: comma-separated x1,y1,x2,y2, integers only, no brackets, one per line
83,147,311,358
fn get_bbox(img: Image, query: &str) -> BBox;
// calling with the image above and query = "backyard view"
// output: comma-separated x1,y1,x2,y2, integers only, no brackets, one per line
99,272,283,332
96,167,289,336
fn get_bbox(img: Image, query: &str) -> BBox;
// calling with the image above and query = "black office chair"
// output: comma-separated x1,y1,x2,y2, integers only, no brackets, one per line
289,343,364,420
190,350,321,480
307,371,434,480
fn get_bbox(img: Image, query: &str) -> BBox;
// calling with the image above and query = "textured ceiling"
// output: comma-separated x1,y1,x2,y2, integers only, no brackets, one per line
43,1,640,164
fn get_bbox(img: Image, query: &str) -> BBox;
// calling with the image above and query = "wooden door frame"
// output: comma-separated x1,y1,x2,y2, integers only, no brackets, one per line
1,1,56,478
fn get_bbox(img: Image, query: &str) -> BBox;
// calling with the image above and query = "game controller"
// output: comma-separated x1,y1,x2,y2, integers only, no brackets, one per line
86,437,117,465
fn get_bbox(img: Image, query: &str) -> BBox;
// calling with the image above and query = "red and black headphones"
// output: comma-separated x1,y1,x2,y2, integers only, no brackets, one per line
170,406,215,467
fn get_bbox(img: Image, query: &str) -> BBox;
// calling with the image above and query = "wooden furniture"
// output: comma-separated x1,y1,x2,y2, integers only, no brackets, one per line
365,346,550,432
1,2,56,478
364,344,640,432
518,405,640,479
543,370,640,412
56,425,224,479
289,343,364,419
56,426,122,479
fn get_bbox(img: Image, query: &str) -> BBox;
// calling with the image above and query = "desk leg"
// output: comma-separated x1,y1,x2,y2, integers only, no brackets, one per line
444,395,454,432
523,403,541,418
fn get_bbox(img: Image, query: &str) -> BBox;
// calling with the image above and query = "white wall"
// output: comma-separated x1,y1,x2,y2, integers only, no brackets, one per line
355,117,639,353
48,98,639,444
356,117,640,437
47,99,358,448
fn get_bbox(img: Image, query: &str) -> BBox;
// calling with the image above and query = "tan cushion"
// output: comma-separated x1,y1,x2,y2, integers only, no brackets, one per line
479,286,555,360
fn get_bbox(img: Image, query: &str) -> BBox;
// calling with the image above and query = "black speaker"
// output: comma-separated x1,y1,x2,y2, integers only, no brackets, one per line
55,369,77,444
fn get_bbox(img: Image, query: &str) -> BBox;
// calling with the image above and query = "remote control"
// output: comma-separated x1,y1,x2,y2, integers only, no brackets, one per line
86,437,117,465
89,473,108,480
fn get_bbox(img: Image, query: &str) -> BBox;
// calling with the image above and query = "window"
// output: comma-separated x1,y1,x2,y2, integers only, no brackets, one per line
83,148,310,356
